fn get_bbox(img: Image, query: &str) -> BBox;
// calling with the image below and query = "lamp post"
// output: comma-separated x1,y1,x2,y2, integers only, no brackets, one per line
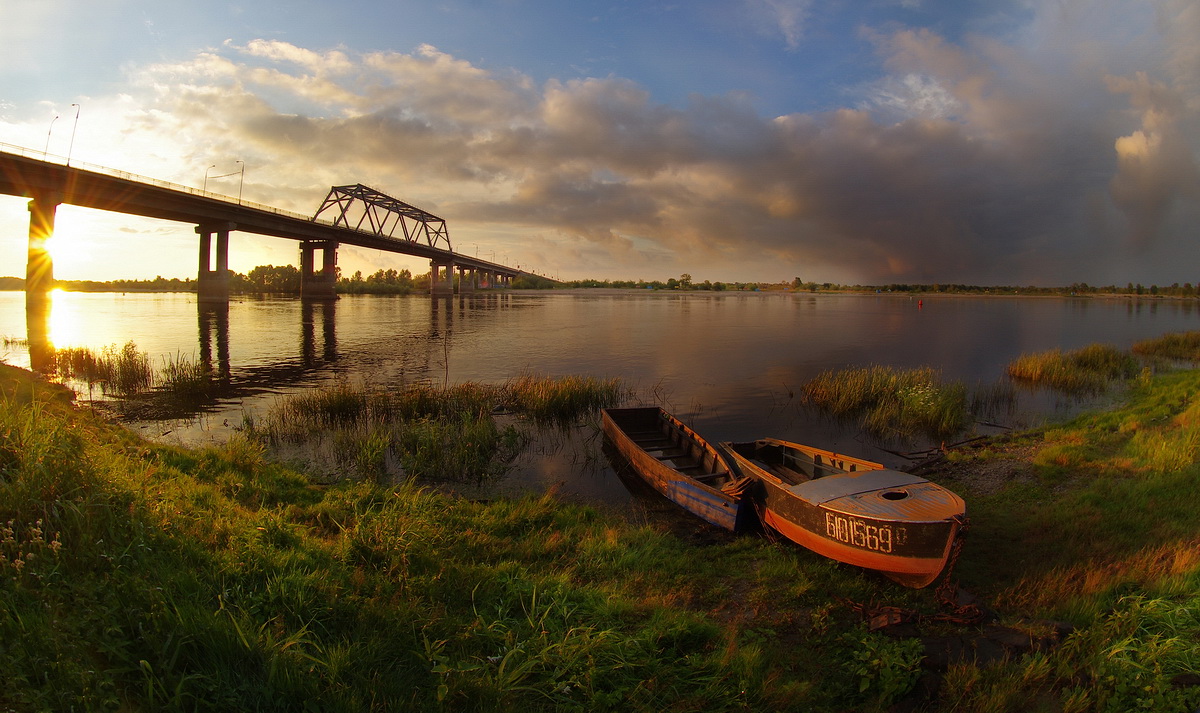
235,160,245,203
67,103,80,166
203,164,216,191
44,115,59,157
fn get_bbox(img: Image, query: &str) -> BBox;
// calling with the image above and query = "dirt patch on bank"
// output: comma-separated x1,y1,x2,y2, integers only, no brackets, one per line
912,437,1041,497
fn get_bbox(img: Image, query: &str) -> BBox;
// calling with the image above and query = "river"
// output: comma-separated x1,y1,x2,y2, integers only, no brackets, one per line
2,289,1197,506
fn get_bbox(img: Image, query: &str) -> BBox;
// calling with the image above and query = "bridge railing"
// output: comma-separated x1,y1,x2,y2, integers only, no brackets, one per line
1,141,325,224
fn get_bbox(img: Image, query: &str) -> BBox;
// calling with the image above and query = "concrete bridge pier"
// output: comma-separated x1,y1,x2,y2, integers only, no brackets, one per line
430,260,454,295
300,240,338,299
26,193,61,308
457,266,476,293
196,222,234,303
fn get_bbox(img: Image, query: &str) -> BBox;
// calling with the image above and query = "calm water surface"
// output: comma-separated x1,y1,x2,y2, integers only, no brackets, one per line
3,290,1197,506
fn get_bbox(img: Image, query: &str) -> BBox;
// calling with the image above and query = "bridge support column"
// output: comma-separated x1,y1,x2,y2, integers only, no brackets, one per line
430,260,454,295
196,222,235,303
300,240,338,300
26,193,61,309
457,266,475,294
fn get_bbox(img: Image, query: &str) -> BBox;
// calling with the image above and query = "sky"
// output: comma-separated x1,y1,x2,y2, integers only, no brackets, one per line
1,0,1198,286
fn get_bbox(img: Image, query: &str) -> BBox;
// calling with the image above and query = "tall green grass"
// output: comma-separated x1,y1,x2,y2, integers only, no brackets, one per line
34,342,214,401
0,364,924,711
54,341,155,396
1133,330,1200,362
505,374,626,424
801,366,970,440
916,367,1200,711
246,376,626,484
1006,343,1139,393
10,361,1200,710
159,352,214,398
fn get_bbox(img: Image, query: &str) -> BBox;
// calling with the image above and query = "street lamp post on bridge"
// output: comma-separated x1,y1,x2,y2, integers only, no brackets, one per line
44,115,59,157
67,104,80,167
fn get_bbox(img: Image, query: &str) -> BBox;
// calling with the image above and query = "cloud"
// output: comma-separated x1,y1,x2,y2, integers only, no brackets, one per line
32,1,1200,284
744,0,814,50
858,73,962,121
239,39,354,75
1106,71,1200,245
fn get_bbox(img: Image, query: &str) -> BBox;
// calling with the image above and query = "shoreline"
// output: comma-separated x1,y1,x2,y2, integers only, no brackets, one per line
2,284,1197,301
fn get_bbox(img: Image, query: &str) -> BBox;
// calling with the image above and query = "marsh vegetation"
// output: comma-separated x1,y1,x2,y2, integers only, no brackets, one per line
1006,344,1140,394
799,336,1200,443
243,376,626,484
800,365,973,440
5,356,1200,710
1132,330,1200,362
4,331,1200,710
40,341,213,401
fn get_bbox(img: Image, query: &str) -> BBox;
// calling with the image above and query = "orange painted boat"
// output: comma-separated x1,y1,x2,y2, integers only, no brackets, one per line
721,438,966,588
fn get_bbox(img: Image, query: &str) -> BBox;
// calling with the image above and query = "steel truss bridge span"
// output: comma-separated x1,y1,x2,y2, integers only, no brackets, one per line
0,145,527,301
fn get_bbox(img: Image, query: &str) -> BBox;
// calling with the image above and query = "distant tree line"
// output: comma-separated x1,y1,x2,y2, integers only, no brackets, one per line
0,267,430,295
39,276,196,292
337,268,427,294
803,281,1200,298
1,269,1197,298
559,274,759,291
560,276,1200,297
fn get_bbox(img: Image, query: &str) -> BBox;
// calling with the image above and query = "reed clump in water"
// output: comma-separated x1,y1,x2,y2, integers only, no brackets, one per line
247,376,625,484
504,374,627,423
1006,344,1139,393
1132,330,1200,362
159,353,214,399
801,366,970,440
48,343,213,401
54,342,155,396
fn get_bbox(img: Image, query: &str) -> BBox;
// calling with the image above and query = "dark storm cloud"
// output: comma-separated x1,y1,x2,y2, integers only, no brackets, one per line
134,2,1200,283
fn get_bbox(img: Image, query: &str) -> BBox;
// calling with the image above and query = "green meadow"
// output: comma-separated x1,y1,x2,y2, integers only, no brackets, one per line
3,332,1200,711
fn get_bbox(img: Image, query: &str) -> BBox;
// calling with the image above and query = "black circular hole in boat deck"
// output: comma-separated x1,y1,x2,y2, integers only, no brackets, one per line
881,490,909,500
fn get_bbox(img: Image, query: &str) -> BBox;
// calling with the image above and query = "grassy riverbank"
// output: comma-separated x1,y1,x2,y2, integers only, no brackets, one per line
3,363,1200,711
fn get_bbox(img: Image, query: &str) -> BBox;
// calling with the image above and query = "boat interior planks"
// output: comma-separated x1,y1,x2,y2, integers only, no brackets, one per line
601,407,754,531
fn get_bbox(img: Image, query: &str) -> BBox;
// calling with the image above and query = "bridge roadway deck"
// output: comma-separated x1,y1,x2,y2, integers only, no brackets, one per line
0,146,520,277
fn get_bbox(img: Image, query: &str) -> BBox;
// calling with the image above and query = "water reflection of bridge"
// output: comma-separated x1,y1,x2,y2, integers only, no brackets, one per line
25,293,516,412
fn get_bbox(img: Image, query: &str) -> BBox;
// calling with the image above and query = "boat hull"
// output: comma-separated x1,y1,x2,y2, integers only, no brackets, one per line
602,407,751,532
723,439,965,588
757,478,961,588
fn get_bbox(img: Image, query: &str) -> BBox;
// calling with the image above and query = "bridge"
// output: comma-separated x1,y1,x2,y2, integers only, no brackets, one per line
0,144,531,303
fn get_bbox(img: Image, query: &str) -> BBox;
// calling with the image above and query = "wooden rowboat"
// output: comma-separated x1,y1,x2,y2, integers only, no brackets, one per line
601,407,754,531
721,438,966,588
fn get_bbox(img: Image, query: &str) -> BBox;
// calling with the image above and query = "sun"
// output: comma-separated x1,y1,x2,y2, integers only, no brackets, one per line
40,206,92,279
